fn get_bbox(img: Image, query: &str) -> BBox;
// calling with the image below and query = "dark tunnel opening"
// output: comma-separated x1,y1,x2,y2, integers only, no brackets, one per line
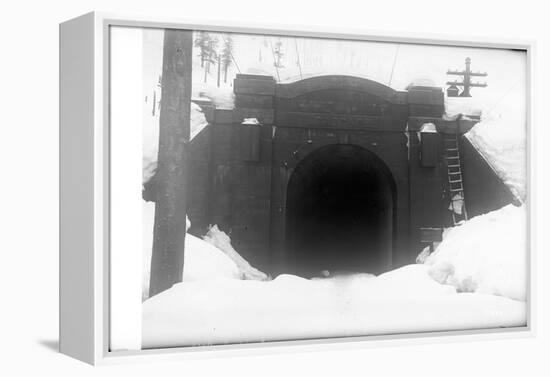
285,144,395,278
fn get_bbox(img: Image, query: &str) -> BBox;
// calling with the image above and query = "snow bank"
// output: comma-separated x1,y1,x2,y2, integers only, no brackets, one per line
192,81,235,109
142,204,525,348
420,123,437,133
203,225,269,281
190,102,208,140
466,117,526,202
142,202,267,299
407,77,437,87
444,94,526,202
142,202,241,299
445,97,483,118
142,102,208,185
241,117,260,125
182,234,241,282
142,263,525,348
425,204,526,301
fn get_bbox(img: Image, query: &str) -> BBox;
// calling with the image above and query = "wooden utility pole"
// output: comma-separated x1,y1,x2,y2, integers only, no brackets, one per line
149,29,193,298
447,57,487,97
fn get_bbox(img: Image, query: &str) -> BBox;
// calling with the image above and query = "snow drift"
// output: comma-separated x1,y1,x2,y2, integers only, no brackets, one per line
466,117,526,202
142,201,267,300
425,204,527,301
142,203,526,349
142,263,525,348
445,96,526,203
203,225,269,281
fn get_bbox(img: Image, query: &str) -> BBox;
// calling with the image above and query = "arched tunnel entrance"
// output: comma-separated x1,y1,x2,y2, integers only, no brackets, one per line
285,144,396,278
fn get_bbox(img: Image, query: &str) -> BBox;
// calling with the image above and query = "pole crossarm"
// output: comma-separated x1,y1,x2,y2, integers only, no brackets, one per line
447,70,488,77
446,57,487,97
446,81,488,87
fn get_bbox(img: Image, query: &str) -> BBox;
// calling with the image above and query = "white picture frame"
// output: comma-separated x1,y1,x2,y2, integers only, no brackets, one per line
59,11,536,365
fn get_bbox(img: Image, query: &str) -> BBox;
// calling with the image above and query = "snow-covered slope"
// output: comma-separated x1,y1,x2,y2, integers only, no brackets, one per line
425,204,526,301
466,117,526,202
444,94,526,203
203,225,269,281
142,201,267,300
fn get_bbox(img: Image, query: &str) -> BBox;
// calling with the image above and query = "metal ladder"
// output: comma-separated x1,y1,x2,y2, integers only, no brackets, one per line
444,133,468,225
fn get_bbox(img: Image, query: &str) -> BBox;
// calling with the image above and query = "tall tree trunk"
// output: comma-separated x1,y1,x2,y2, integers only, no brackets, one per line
149,30,193,298
217,54,221,87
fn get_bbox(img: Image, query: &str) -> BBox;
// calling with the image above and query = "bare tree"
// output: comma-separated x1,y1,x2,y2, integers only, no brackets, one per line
149,29,193,298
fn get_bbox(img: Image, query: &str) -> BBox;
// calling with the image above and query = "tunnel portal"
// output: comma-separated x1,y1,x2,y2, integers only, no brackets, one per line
285,144,395,278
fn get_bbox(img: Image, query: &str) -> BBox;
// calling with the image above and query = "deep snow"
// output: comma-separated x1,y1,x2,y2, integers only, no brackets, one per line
142,203,526,348
142,264,525,348
445,96,526,203
425,204,526,301
466,117,526,202
203,225,269,281
142,202,267,300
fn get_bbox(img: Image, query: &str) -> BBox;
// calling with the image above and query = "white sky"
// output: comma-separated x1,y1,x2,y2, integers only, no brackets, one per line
143,28,526,129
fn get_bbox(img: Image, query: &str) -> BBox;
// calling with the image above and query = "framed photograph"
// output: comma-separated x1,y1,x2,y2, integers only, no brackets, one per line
59,12,535,365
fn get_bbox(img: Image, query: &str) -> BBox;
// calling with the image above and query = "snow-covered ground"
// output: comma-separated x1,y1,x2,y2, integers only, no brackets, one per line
143,267,524,348
142,202,526,349
426,204,526,301
142,202,267,300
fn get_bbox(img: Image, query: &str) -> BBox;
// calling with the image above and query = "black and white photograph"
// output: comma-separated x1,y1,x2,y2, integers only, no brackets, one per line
4,0,550,374
106,25,530,351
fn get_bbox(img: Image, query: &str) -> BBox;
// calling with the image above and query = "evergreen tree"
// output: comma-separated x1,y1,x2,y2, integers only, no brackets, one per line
194,31,211,68
273,40,285,69
195,32,219,82
221,35,234,83
205,35,219,76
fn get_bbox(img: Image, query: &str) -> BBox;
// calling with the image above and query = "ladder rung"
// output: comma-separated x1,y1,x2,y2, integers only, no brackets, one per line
445,156,460,160
448,171,462,175
449,179,463,183
450,188,464,192
446,147,459,151
448,164,461,168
